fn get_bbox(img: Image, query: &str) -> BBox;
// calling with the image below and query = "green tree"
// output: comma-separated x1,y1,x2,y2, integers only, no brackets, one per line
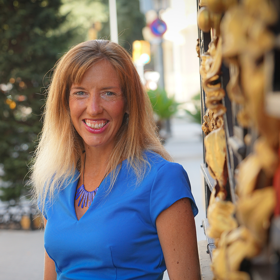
60,0,108,47
0,0,75,201
98,0,146,53
59,0,146,53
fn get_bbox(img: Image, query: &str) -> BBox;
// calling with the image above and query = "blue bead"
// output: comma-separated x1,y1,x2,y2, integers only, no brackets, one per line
75,185,99,208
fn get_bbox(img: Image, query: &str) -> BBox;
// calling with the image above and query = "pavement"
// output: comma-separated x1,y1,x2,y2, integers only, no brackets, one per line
0,118,206,280
164,118,206,242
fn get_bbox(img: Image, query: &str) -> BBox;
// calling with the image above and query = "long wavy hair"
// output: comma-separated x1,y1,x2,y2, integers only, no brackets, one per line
31,40,172,212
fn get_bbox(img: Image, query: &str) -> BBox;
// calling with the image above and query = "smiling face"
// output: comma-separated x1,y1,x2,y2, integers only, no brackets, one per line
69,59,126,153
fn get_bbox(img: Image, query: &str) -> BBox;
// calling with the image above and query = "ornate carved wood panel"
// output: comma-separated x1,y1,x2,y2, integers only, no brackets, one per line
196,0,280,279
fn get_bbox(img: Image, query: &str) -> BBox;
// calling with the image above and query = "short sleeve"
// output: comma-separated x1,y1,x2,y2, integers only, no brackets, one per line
150,162,198,226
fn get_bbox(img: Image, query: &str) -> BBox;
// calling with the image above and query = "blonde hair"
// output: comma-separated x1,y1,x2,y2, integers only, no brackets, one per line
31,40,172,213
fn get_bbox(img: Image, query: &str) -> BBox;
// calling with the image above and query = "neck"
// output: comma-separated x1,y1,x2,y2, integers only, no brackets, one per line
82,144,113,178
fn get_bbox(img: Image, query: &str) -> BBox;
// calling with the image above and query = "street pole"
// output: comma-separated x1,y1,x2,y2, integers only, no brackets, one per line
157,37,165,89
109,0,118,44
135,63,145,84
153,0,166,89
153,0,170,134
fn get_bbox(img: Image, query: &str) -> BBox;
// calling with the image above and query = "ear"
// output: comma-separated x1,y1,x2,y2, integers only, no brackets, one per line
125,112,129,125
125,104,129,115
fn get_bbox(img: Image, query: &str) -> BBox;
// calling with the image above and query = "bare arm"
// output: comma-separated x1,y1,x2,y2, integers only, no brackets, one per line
156,198,201,280
43,218,57,280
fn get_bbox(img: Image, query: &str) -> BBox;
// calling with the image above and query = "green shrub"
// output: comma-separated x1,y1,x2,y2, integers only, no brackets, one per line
147,88,180,120
185,93,201,124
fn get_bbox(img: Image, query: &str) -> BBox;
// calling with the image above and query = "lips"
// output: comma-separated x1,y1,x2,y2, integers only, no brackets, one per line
84,119,108,129
83,119,109,133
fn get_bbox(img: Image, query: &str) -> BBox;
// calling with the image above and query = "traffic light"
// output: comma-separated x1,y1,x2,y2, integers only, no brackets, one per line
132,40,150,64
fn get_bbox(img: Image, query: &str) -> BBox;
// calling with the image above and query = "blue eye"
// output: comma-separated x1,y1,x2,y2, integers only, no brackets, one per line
76,91,85,96
105,91,115,96
100,91,121,101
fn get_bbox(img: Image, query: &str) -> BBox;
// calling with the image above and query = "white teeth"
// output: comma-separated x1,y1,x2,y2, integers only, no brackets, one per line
85,121,107,129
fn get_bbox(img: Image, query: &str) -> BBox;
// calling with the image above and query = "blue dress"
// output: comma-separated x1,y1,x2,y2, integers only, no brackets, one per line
39,152,198,280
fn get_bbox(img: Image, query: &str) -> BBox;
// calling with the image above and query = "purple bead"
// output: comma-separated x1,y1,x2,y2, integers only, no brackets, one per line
75,185,99,208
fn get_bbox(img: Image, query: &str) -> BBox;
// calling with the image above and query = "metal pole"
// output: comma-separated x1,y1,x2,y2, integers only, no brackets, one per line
157,38,165,89
109,0,118,44
135,63,145,84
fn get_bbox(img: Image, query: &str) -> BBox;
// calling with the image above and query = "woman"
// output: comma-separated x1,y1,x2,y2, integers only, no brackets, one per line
32,40,200,280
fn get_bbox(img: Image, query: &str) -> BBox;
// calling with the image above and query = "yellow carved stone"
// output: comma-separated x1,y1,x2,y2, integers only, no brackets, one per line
206,0,237,14
221,6,275,59
226,62,245,104
204,126,227,186
205,38,223,81
255,138,279,177
212,227,259,280
207,196,238,240
199,0,208,7
237,187,276,244
241,56,280,147
236,154,262,197
236,108,250,128
243,0,278,25
197,7,212,32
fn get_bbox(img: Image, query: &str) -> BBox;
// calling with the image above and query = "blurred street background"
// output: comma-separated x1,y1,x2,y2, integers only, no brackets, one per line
0,0,204,279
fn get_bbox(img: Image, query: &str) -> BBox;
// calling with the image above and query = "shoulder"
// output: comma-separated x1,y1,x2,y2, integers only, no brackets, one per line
143,151,198,223
144,151,188,181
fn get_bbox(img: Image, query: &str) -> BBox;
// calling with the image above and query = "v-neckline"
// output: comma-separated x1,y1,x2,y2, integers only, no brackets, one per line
72,170,108,222
71,159,127,222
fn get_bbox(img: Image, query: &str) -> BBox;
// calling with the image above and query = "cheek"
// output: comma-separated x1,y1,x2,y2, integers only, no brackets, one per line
110,100,126,121
69,99,84,121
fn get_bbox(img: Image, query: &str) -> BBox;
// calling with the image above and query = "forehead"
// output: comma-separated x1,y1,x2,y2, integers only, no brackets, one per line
71,60,121,89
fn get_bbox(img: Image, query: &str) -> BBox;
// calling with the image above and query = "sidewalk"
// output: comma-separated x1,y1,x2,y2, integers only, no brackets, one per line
0,118,206,280
163,118,206,280
164,118,206,242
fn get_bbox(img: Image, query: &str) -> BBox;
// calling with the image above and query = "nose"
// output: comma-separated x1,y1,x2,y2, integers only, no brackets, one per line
87,92,103,116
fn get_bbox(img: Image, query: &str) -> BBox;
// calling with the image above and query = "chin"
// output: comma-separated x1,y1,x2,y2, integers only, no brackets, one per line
83,138,112,150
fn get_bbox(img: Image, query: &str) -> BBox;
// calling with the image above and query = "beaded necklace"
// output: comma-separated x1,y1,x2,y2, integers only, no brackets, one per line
75,153,106,208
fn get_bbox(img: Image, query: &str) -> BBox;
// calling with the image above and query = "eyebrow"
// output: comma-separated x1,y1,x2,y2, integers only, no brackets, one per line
101,86,120,90
70,86,85,90
70,86,120,90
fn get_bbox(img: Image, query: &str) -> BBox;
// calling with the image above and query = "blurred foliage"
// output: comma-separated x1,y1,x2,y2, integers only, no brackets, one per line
59,0,108,47
0,0,76,201
147,88,180,120
98,0,146,53
59,0,146,53
185,93,201,124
